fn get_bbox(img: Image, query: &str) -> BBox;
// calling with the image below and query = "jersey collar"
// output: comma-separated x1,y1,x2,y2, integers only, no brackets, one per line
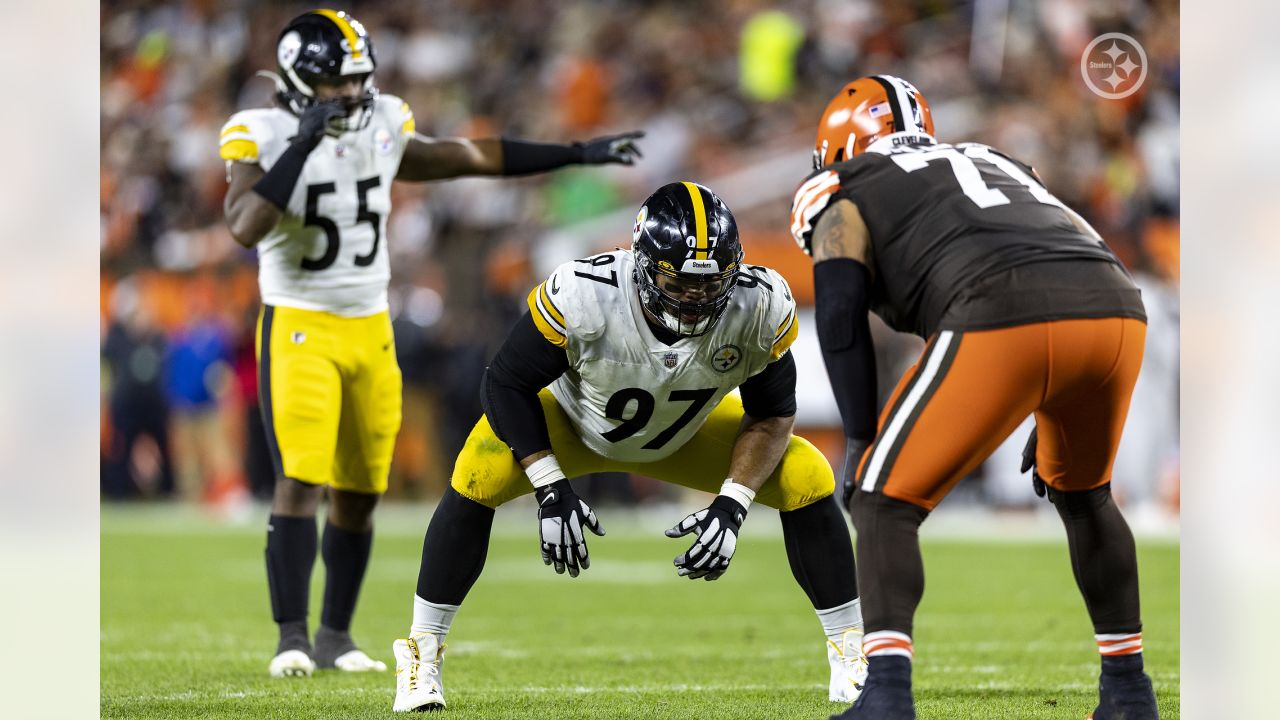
866,131,938,155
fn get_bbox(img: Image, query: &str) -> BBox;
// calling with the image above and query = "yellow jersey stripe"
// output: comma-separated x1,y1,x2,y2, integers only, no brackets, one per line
313,9,363,59
526,286,567,347
775,307,796,338
219,138,259,162
220,124,249,138
682,181,709,260
400,101,415,135
538,283,567,328
771,311,799,359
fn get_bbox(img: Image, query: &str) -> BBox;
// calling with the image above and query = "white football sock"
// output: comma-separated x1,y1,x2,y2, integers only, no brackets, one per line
411,596,459,638
816,597,864,644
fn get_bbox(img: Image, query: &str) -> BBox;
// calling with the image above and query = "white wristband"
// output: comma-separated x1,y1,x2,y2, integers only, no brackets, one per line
525,455,567,489
719,478,756,512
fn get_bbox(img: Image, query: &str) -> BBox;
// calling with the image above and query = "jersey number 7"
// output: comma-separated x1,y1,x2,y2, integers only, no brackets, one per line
890,145,1067,211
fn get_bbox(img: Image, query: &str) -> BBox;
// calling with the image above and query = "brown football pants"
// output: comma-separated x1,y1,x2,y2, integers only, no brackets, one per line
856,317,1146,510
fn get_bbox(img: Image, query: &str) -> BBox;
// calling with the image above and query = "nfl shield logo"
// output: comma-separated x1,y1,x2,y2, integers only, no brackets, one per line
662,352,679,369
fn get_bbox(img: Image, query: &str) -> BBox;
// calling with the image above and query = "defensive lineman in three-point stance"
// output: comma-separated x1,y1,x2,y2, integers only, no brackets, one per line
392,182,868,712
220,9,643,678
790,75,1159,720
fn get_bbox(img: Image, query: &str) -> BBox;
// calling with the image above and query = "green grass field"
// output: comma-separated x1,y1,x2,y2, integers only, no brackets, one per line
102,503,1178,719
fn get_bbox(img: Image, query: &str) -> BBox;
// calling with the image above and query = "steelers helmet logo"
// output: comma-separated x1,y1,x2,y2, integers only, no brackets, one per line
711,344,742,373
278,31,302,68
632,205,649,243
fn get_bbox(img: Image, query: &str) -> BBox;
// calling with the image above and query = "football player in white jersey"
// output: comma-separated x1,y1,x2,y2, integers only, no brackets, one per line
391,182,868,712
220,9,643,680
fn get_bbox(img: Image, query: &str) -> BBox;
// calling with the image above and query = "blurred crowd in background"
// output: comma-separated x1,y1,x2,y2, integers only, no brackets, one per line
100,0,1180,519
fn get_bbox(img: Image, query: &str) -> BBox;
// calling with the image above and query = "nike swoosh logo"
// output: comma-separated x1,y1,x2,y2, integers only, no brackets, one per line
539,491,557,506
550,275,560,295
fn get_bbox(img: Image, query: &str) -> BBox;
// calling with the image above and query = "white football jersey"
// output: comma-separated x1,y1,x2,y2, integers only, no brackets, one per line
527,250,799,463
219,94,416,316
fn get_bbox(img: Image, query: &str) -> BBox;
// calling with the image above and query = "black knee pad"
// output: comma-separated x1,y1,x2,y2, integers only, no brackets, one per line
1049,482,1114,519
849,490,929,533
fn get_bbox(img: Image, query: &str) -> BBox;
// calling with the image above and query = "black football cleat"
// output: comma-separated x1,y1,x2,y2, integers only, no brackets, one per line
1089,666,1159,720
830,656,916,720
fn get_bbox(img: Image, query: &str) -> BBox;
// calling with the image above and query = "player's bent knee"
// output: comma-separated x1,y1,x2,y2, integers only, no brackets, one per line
848,490,929,534
448,416,528,510
763,436,837,512
1047,482,1115,519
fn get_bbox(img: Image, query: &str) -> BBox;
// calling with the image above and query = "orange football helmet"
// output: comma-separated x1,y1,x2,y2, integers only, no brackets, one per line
812,75,935,168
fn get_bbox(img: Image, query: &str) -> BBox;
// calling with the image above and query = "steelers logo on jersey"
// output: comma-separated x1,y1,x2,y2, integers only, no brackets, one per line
711,344,742,373
375,128,394,155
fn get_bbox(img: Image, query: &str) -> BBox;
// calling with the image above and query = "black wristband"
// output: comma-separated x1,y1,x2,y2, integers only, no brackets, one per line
252,142,312,211
500,138,585,176
710,494,747,528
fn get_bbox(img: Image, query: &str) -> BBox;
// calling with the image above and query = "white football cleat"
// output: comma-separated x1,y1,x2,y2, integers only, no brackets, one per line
333,648,388,673
392,634,447,712
827,628,868,702
269,648,316,678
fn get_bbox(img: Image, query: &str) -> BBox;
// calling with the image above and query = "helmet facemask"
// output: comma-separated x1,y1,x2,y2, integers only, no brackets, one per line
308,73,378,134
634,253,739,338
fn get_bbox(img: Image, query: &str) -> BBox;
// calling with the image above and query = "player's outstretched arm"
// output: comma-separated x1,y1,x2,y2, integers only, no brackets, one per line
665,353,798,581
395,131,644,182
481,312,604,577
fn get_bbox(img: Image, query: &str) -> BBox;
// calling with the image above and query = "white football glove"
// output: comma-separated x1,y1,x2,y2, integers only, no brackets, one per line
665,495,747,581
535,479,605,577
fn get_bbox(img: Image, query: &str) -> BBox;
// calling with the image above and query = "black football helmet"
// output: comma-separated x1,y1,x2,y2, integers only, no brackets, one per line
262,10,378,134
632,182,743,337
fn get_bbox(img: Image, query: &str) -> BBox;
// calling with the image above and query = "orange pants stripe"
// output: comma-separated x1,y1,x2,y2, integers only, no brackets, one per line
856,317,1146,510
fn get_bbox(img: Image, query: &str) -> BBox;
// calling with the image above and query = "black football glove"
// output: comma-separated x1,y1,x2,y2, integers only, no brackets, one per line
577,131,645,165
288,100,347,152
1020,426,1047,498
534,479,605,577
840,437,872,514
665,495,746,581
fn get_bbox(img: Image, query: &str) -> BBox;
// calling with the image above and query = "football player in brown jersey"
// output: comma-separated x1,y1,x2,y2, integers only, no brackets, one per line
791,75,1158,720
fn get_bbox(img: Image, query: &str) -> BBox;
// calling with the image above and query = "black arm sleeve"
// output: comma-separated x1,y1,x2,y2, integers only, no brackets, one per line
739,351,798,419
813,258,878,441
251,142,311,211
480,312,571,460
500,138,585,176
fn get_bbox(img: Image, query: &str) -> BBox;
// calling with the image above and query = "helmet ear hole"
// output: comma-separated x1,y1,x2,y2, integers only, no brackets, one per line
834,148,846,164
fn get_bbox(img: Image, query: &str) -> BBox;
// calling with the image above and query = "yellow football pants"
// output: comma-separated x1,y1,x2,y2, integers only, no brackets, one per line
256,305,403,494
451,390,834,510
